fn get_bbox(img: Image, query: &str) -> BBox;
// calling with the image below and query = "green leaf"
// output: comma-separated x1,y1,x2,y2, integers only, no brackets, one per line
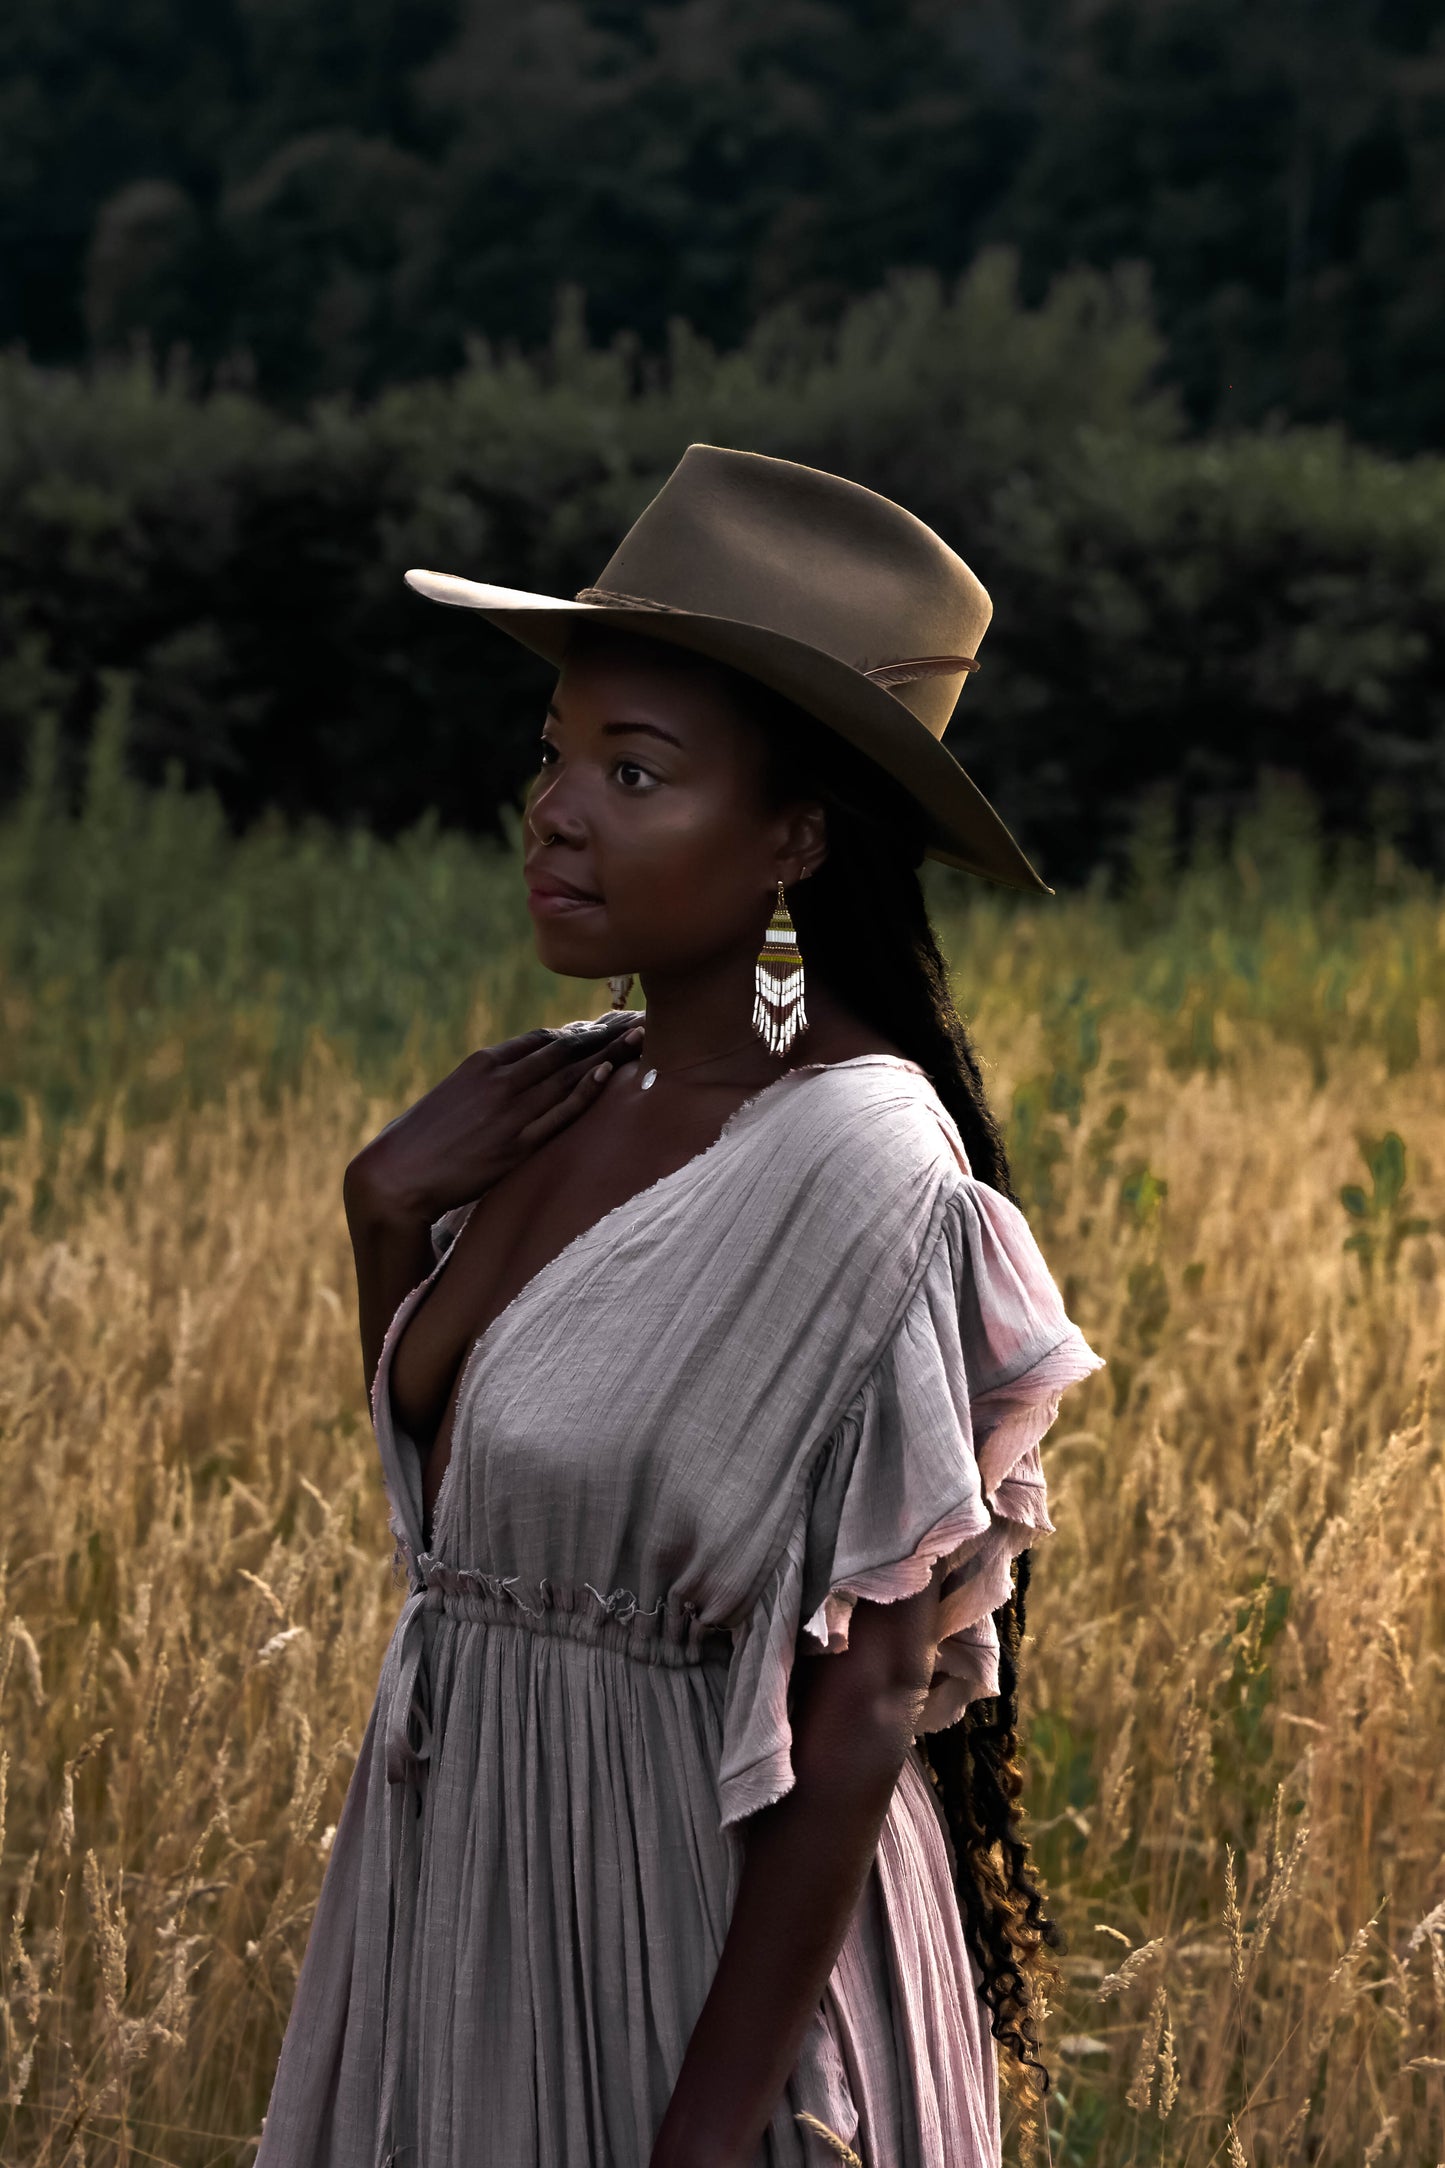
1120,1162,1169,1225
1363,1130,1407,1212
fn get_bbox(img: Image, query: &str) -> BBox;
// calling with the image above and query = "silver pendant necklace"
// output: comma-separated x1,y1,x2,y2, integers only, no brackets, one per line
636,1030,765,1092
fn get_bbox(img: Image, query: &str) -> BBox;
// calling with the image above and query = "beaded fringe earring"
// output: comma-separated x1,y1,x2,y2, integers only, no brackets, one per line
608,973,635,1008
752,879,807,1056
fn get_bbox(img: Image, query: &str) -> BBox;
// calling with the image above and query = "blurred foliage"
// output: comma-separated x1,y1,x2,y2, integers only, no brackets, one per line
0,690,563,1135
3,0,1443,448
3,254,1444,880
3,694,1441,1156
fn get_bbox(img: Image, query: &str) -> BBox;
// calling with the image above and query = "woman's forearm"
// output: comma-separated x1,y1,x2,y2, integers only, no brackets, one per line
648,1668,928,2168
343,1159,437,1407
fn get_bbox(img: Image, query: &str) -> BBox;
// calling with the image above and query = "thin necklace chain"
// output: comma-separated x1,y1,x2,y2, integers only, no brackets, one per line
634,1027,771,1088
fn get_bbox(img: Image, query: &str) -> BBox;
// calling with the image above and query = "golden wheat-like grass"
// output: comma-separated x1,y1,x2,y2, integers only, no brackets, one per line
0,931,1442,2166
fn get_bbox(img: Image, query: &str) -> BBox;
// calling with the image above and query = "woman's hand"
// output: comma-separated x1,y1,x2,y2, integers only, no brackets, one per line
342,1016,642,1404
345,1015,644,1226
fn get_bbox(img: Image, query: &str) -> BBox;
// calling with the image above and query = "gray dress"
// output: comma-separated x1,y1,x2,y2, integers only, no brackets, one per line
254,1030,1104,2168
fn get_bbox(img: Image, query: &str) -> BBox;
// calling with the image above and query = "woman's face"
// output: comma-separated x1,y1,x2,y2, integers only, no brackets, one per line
522,634,824,985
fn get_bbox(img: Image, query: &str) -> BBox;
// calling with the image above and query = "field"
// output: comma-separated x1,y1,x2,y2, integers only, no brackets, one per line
1,731,1443,2165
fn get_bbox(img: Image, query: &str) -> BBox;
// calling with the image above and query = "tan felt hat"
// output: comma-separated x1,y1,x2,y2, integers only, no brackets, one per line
405,443,1050,894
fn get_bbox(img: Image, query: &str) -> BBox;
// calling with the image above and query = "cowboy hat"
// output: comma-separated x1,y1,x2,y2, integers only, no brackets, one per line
404,443,1050,894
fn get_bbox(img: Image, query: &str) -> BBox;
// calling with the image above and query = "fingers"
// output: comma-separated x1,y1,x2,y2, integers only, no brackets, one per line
510,1015,639,1086
489,1025,566,1067
516,1046,631,1149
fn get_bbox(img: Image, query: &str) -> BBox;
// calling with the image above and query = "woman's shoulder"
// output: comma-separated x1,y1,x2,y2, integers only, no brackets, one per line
775,1048,970,1203
797,1015,909,1064
540,1010,964,1192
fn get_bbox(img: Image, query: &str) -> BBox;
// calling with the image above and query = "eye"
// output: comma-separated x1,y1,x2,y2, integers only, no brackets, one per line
613,758,656,790
538,737,559,767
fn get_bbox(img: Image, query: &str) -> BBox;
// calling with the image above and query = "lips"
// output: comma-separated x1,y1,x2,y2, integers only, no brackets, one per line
526,867,606,910
525,872,603,903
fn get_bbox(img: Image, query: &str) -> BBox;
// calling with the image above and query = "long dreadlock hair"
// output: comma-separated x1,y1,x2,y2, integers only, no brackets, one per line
758,686,1066,2098
561,624,1064,2088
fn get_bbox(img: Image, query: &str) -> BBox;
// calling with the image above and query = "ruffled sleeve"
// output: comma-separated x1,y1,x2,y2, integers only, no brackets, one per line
716,1178,1104,1831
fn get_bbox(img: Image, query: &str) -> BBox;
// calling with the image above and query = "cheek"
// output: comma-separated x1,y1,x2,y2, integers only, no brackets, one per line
601,787,764,936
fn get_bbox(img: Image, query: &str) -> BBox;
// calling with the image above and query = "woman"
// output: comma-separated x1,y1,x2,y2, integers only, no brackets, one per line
254,445,1104,2168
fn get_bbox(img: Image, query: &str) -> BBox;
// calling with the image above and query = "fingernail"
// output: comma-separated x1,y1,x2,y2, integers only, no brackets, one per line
624,1026,644,1042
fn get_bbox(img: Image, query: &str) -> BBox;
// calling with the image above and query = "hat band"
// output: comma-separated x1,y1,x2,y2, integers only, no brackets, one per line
575,585,684,612
572,587,979,686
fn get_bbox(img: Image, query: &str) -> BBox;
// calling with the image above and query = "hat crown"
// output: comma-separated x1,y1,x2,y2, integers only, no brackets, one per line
590,445,991,741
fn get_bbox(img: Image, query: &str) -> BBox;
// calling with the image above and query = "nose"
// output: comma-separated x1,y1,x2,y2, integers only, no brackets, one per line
525,766,587,846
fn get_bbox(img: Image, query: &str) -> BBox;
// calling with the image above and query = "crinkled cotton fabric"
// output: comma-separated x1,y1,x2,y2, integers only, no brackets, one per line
254,1027,1104,2168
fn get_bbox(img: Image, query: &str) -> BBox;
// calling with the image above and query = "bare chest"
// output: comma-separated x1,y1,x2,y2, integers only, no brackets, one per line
412,1077,761,1529
466,1084,752,1332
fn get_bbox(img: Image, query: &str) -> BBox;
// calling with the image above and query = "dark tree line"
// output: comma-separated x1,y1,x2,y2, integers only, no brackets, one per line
4,262,1443,884
3,0,1442,447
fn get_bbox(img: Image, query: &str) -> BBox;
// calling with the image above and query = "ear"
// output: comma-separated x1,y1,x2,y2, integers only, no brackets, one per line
775,797,828,884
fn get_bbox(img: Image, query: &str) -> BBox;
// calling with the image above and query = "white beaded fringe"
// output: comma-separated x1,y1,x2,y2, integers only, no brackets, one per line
753,964,807,1055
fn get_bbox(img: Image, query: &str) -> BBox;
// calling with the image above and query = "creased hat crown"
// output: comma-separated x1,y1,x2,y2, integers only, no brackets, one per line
589,445,991,743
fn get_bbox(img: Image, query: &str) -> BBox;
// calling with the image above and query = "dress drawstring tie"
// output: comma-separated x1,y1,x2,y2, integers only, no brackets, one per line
376,1542,434,2168
383,1572,434,1788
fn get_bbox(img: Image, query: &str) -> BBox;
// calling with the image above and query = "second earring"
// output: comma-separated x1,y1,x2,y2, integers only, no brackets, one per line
752,881,807,1056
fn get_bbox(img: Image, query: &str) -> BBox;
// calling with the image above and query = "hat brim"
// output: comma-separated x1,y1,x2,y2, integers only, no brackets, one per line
405,570,1051,895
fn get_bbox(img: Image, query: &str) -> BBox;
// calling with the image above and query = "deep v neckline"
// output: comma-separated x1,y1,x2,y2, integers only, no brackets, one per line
462,1048,926,1371
423,1047,928,1546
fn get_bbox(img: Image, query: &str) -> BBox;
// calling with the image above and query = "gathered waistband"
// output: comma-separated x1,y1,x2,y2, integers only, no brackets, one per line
409,1552,735,1669
382,1541,734,1794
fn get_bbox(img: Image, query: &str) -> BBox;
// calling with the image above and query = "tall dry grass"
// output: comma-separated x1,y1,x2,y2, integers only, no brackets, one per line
1011,1007,1444,2166
1,765,1442,2164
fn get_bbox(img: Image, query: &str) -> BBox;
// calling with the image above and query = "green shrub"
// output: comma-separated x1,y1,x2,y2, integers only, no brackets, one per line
3,693,1439,1141
3,255,1443,883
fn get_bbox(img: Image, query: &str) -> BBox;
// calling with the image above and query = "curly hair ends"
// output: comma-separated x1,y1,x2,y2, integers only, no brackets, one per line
915,1553,1066,2095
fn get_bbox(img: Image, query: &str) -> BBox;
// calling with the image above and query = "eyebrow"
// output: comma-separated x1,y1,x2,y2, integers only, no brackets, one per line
545,703,684,750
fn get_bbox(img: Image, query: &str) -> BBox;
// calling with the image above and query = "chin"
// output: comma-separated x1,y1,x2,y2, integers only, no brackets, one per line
530,927,611,978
